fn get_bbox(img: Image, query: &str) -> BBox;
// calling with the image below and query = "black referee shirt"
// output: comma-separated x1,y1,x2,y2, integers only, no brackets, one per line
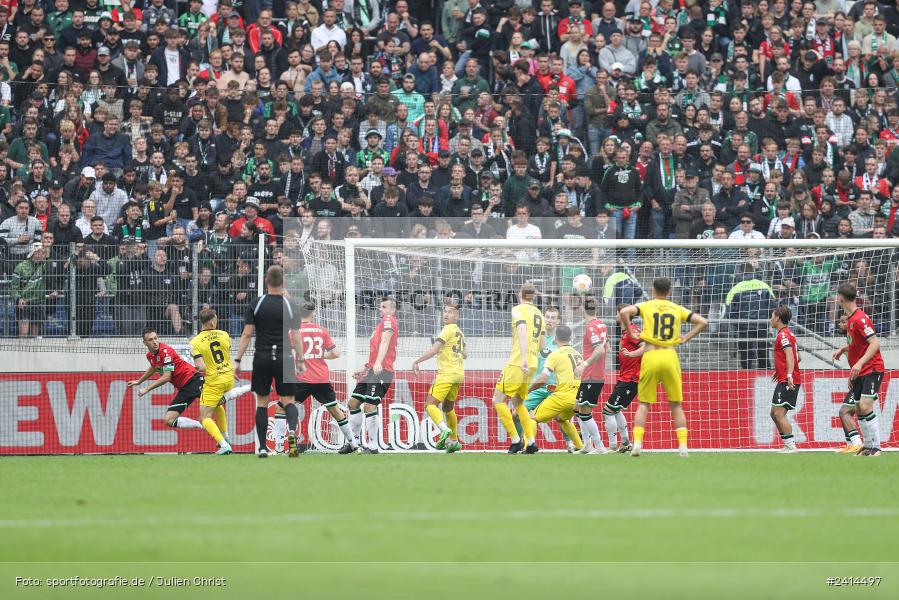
244,294,302,353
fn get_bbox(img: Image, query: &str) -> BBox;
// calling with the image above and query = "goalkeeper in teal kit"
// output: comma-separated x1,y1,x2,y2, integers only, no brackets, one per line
516,307,574,451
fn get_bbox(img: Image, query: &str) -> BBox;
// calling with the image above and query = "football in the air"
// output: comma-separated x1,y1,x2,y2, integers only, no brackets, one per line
572,273,592,293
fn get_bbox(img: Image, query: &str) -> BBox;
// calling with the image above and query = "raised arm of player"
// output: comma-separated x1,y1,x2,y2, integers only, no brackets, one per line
850,334,880,381
372,330,393,375
127,363,156,388
618,305,641,341
411,339,443,373
517,322,529,372
138,370,171,397
234,324,254,367
680,313,708,345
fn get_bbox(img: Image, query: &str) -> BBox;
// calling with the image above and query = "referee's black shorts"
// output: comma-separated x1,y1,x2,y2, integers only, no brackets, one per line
252,351,297,397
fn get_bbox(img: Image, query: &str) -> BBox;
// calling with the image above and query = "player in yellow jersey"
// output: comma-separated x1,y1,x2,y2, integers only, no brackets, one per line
494,282,545,454
527,324,585,452
189,308,250,455
411,302,467,453
618,277,707,457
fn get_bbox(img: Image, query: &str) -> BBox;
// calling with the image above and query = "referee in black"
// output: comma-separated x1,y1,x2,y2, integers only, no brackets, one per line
235,265,305,458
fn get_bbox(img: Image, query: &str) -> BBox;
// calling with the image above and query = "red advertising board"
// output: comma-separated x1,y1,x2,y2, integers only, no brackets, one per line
1,371,896,454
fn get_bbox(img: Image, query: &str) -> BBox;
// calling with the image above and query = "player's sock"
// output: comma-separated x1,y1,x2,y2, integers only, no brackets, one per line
445,409,459,440
675,426,688,449
255,407,268,449
633,425,645,448
577,412,592,444
349,408,364,440
603,412,618,448
174,416,203,429
223,384,251,403
584,416,606,449
494,403,520,444
559,420,583,450
514,403,535,445
780,432,796,448
284,403,299,436
336,417,355,446
364,411,379,449
615,413,630,442
426,404,449,432
861,411,881,449
213,405,228,436
273,413,287,446
857,416,873,448
202,417,225,444
847,429,861,446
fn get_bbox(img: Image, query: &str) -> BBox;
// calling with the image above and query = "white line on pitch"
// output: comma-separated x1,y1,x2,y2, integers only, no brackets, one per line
1,507,897,529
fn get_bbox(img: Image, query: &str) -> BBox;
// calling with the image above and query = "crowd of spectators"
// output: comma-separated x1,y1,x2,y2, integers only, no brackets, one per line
1,0,899,339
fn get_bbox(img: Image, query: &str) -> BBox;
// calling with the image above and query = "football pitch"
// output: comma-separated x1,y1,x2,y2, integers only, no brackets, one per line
1,452,897,600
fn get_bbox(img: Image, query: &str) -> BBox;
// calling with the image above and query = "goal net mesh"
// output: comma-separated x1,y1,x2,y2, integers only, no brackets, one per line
297,240,899,452
1,239,897,453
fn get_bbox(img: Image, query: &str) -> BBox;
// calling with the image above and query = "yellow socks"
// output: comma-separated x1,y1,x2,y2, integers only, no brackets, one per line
202,417,224,444
214,405,227,435
559,420,583,450
634,426,645,446
495,403,519,442
515,403,535,444
426,404,445,427
675,427,688,448
445,409,459,440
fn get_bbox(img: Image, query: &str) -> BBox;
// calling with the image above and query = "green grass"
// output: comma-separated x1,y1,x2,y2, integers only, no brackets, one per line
1,453,898,599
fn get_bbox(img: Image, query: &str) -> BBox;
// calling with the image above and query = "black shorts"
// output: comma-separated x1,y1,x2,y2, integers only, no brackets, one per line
605,381,638,412
252,352,296,397
844,371,884,407
771,382,800,411
295,382,338,407
351,371,394,406
576,381,604,407
167,372,204,414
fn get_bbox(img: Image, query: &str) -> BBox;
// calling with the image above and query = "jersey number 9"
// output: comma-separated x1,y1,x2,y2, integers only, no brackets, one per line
532,314,543,340
652,313,676,341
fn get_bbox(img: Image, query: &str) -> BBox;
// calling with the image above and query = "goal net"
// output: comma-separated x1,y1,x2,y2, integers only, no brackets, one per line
2,237,898,453
296,238,899,452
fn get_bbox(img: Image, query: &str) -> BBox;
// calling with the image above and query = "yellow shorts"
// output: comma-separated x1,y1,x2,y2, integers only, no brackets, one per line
533,393,576,423
200,377,234,408
495,365,535,400
429,381,461,403
637,348,682,404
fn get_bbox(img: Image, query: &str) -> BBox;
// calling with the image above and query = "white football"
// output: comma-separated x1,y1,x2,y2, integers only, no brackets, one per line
573,273,592,293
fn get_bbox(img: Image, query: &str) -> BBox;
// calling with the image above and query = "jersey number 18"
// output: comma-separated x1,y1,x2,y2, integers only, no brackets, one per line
652,313,676,341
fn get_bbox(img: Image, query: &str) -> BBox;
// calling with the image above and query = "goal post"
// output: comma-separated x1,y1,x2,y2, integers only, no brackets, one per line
295,237,899,452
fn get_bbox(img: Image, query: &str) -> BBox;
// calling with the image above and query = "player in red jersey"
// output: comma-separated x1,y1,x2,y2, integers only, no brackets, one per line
833,283,886,456
834,315,863,453
349,297,398,454
770,306,801,453
574,297,610,454
292,302,359,454
127,327,205,431
605,305,643,453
